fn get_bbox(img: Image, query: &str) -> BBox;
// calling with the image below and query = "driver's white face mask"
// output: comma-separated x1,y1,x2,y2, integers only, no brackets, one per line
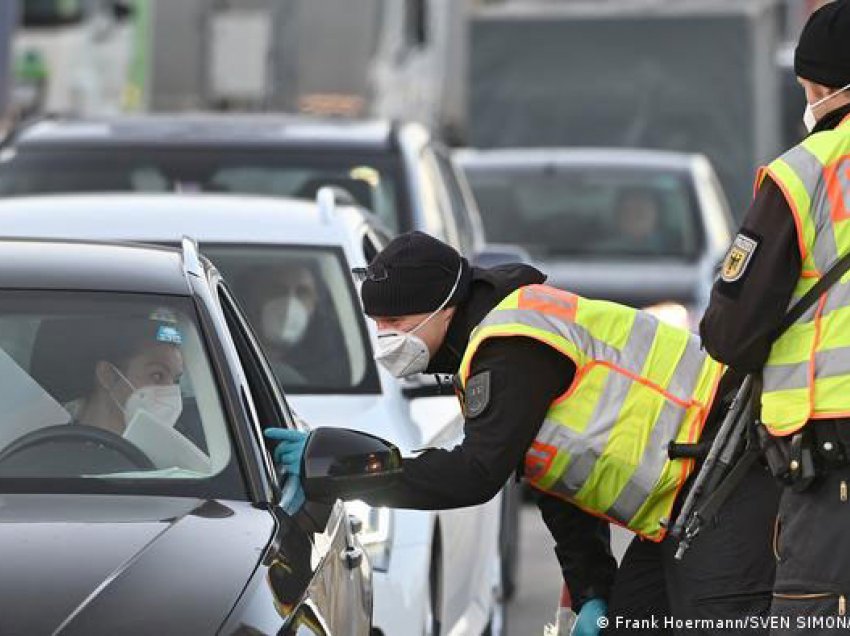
108,364,183,429
374,263,463,378
803,83,850,133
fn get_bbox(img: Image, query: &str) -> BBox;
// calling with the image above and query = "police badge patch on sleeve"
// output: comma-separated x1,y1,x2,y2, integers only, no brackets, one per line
721,233,759,283
464,371,491,419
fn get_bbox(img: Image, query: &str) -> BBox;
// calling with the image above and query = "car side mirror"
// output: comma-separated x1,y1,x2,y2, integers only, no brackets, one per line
302,428,403,501
473,243,533,268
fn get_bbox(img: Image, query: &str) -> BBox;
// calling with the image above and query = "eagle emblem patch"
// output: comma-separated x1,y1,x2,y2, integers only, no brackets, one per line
464,371,491,419
721,234,758,283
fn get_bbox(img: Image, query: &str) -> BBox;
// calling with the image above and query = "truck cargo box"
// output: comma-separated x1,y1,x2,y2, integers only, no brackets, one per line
469,0,782,218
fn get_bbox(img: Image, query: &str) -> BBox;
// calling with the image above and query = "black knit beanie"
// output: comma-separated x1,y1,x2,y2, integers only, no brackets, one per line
360,231,472,317
795,0,850,88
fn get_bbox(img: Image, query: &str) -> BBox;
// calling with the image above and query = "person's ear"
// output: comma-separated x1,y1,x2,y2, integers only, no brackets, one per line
94,360,118,391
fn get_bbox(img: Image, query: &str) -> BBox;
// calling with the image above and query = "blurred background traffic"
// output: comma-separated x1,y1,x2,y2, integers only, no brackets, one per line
0,1,831,634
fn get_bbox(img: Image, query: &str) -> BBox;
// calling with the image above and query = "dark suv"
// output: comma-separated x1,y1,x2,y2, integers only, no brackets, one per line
0,238,398,635
0,115,494,260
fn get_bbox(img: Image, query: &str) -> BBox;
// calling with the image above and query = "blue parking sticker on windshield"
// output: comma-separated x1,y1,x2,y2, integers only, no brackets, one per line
156,325,183,345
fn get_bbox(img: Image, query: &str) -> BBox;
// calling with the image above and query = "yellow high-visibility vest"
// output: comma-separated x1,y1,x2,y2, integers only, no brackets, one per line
458,285,723,541
757,113,850,435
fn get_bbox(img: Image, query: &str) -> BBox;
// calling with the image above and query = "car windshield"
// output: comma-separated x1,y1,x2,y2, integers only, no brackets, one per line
204,245,380,396
0,290,245,498
0,146,407,233
462,165,704,260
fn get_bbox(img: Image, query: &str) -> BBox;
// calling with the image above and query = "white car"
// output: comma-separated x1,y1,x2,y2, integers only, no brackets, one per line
0,192,505,636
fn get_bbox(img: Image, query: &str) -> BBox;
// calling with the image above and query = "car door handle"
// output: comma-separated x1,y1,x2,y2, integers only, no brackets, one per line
340,545,363,570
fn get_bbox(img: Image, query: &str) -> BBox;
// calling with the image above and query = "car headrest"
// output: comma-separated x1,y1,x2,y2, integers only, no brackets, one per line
29,318,103,405
295,177,376,212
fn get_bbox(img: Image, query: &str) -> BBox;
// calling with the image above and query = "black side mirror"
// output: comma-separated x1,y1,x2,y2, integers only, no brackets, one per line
302,428,403,501
473,243,533,268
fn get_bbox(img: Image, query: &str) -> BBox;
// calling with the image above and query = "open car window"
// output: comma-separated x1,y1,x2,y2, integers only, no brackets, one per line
0,290,245,498
204,245,380,396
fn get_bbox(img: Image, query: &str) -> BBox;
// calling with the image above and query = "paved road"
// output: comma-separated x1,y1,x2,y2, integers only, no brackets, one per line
507,503,632,635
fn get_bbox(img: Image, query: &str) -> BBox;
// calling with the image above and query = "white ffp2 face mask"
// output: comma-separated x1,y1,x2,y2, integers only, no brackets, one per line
803,83,850,133
263,296,311,346
109,364,183,429
374,329,432,378
374,262,463,378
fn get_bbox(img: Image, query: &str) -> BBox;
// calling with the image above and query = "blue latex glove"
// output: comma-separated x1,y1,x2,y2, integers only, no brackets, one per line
264,428,308,476
574,598,608,636
264,428,309,515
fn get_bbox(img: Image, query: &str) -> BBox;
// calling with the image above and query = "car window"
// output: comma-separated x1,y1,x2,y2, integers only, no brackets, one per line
434,147,475,255
463,166,705,261
203,245,380,396
0,147,408,234
0,290,245,498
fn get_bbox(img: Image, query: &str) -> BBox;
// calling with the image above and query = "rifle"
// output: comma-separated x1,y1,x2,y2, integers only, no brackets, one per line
669,374,758,560
670,246,850,560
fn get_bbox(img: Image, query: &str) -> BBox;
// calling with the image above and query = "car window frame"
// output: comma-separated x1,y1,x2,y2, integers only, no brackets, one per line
433,143,476,255
416,144,462,249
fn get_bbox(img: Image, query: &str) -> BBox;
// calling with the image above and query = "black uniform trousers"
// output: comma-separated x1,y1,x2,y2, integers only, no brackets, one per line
605,461,780,636
769,462,850,635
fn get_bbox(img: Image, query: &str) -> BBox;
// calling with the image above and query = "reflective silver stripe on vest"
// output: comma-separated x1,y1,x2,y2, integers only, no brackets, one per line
763,345,850,392
778,144,838,272
475,308,614,365
607,398,688,524
781,144,823,198
606,347,705,523
560,370,636,494
557,315,660,495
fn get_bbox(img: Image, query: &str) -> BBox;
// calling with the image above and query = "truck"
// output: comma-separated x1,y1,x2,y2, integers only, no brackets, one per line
467,0,785,219
148,0,472,141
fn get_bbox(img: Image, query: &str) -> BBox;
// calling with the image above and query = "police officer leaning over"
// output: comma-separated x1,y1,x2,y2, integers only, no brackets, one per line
701,2,850,632
266,231,779,635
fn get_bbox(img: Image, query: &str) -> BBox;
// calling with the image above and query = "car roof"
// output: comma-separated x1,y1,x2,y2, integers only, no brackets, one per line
453,147,698,172
11,115,402,150
0,193,363,249
0,238,191,294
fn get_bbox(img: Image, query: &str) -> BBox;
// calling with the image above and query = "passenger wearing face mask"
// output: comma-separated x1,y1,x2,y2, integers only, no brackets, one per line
266,231,781,635
241,264,347,389
701,2,850,632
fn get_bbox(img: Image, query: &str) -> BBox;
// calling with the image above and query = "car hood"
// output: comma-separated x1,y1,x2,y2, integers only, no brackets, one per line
289,393,425,453
0,494,274,635
541,258,712,307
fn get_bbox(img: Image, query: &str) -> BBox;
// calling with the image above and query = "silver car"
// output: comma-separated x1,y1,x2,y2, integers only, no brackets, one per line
455,148,735,329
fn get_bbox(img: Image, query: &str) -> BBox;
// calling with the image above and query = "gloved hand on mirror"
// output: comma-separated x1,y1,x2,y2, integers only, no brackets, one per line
264,428,309,515
264,428,308,476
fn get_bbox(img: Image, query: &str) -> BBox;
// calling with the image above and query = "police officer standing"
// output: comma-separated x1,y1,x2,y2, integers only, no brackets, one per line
701,2,850,632
268,231,779,635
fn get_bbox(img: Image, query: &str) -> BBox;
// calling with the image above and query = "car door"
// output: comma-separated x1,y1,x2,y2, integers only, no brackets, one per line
216,283,372,636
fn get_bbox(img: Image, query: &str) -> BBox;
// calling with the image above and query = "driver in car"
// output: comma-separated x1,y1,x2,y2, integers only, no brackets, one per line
68,314,184,436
